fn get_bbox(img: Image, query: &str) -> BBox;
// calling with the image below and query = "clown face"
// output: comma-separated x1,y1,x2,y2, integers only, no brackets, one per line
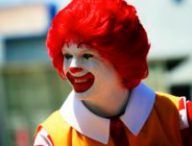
62,44,125,101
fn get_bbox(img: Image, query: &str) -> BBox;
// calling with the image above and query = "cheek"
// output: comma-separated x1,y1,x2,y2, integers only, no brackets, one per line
95,62,120,82
82,59,101,72
63,59,70,74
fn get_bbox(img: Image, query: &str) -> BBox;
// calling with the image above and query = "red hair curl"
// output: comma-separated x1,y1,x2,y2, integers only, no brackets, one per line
46,0,150,89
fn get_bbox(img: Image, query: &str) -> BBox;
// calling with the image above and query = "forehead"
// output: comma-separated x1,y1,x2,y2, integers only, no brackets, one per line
62,44,98,55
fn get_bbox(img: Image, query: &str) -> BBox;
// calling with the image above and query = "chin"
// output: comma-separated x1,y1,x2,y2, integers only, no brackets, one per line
73,87,95,101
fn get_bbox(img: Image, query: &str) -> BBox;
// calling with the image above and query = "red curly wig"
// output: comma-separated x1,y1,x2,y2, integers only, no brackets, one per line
46,0,150,89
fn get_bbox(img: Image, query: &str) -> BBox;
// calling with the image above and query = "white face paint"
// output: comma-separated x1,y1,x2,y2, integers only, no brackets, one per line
62,44,126,101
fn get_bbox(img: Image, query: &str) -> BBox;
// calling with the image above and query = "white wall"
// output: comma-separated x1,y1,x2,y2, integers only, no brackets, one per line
0,4,49,37
128,0,192,60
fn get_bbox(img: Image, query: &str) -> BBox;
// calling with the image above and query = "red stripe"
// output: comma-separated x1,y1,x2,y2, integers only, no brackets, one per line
33,126,54,146
33,125,43,144
186,101,192,127
47,135,54,146
179,97,185,110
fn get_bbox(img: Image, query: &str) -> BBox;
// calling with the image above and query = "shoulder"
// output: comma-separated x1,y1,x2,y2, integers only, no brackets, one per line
152,92,181,124
41,111,70,129
34,111,72,146
155,92,191,129
155,92,181,107
154,92,181,118
33,128,53,146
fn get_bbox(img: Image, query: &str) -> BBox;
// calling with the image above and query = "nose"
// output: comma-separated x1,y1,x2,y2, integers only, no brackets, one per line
69,67,83,74
67,57,83,74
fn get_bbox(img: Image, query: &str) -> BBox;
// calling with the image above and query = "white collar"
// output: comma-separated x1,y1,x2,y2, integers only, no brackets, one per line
60,83,156,144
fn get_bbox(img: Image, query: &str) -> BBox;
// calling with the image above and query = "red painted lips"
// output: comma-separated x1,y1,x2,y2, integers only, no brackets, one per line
66,72,95,93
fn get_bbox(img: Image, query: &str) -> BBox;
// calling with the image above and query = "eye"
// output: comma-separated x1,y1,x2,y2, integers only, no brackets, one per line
64,53,73,60
82,53,94,59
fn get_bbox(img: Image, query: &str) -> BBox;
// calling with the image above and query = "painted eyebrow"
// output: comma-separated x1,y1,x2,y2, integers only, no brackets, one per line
61,46,70,54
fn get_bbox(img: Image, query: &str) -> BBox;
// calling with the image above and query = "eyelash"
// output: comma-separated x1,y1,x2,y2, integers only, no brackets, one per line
64,54,72,59
82,54,93,59
63,53,94,60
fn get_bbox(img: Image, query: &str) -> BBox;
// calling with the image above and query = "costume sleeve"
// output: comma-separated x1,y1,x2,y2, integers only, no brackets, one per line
33,128,53,146
179,97,192,146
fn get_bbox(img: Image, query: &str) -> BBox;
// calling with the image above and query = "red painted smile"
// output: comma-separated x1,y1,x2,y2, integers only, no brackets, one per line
66,72,95,93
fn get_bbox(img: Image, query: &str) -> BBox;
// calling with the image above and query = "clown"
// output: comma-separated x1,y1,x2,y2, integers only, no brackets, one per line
34,0,192,146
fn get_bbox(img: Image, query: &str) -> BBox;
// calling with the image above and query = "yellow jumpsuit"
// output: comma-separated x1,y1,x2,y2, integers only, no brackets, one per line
36,93,190,146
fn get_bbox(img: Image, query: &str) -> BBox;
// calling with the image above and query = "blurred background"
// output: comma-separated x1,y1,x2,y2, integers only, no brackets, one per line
0,0,191,145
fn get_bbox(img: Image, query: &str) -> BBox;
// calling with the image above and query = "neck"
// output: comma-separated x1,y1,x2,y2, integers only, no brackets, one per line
82,88,129,118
